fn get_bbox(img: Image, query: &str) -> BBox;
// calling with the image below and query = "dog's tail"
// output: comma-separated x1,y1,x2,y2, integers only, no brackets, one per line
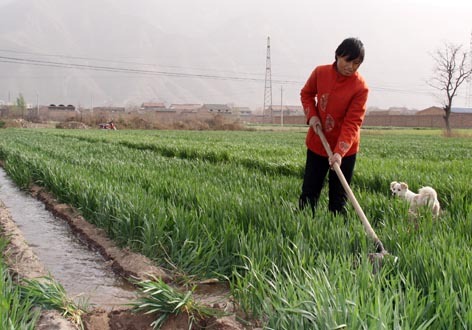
418,186,438,201
419,186,441,216
432,202,441,217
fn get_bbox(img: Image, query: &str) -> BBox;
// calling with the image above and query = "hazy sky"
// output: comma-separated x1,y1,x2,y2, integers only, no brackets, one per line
0,0,471,110
162,0,471,110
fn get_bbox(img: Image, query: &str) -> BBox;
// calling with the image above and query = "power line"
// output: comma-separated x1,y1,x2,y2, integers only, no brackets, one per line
0,48,281,80
0,54,302,84
0,53,437,97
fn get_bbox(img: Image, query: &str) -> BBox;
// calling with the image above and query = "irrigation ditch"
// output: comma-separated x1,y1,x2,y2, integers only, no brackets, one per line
0,166,255,330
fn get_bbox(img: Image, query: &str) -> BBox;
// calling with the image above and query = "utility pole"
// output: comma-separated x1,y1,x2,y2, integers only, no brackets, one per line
78,101,82,121
280,85,284,127
36,93,39,118
263,36,273,123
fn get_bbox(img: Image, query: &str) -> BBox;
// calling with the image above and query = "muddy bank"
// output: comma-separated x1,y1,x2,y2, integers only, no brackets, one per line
0,200,77,329
0,180,255,329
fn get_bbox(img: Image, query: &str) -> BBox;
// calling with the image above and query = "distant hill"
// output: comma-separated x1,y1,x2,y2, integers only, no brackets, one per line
0,0,286,109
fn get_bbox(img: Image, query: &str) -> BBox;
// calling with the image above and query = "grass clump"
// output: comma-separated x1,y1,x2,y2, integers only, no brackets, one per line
131,276,225,329
19,276,88,328
0,253,40,329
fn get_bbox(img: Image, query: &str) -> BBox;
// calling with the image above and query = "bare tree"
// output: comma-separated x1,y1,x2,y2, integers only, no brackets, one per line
429,42,472,134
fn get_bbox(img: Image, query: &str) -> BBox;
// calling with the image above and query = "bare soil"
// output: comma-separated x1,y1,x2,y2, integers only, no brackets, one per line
0,185,258,330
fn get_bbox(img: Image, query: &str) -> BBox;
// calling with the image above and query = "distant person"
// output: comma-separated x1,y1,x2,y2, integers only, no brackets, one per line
99,120,117,130
298,37,369,216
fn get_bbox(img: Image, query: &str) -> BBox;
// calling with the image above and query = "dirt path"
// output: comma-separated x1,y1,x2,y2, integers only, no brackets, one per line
0,184,256,330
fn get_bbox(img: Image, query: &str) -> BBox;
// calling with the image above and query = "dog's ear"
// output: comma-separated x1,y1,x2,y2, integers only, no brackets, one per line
400,182,408,189
390,181,397,189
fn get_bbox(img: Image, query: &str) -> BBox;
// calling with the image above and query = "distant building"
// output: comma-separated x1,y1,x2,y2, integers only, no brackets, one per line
286,105,304,116
386,107,415,115
200,104,232,114
169,104,201,114
0,105,8,116
416,106,442,115
271,105,304,116
366,107,418,116
452,107,472,113
363,105,472,128
93,106,126,113
140,102,168,111
48,104,76,111
366,109,390,116
232,106,252,117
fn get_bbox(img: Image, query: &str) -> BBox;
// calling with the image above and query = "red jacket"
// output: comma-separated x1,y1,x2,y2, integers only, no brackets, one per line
301,63,369,157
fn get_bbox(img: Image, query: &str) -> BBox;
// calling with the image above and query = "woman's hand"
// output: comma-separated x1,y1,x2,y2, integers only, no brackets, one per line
309,116,321,131
329,153,342,168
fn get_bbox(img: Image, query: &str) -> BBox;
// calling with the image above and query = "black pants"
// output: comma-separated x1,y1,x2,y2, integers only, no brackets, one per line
299,149,357,216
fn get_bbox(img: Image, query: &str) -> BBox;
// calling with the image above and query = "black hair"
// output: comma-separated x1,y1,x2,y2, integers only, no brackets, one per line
335,37,365,62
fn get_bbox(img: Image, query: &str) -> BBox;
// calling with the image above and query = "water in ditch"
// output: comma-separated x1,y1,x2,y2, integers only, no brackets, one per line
0,168,137,310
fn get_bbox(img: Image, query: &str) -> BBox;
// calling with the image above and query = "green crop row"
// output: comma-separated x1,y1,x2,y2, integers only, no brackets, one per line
42,128,306,176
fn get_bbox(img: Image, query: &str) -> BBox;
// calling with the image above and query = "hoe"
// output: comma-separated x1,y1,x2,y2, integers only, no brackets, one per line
314,125,393,270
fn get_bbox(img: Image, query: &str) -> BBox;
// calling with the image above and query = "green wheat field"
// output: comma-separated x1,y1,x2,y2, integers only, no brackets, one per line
0,127,471,329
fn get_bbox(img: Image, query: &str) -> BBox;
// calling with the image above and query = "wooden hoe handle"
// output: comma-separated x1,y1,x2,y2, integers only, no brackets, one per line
314,125,386,253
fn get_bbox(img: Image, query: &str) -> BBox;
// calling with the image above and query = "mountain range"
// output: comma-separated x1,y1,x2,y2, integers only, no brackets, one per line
0,0,302,110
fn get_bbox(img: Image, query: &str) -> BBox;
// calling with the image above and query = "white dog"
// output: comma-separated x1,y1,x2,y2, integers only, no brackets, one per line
390,181,441,216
